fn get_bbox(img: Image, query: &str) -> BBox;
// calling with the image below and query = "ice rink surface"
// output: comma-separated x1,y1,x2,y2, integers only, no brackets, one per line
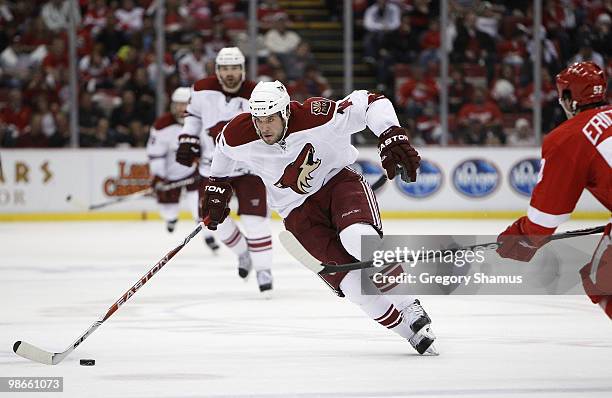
1,219,610,398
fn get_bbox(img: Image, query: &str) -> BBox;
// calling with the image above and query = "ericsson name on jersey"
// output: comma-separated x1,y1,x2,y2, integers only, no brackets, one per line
147,112,195,180
211,90,400,217
182,76,257,177
526,104,611,230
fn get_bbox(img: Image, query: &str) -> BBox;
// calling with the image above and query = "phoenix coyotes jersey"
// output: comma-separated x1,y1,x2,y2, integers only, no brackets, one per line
147,112,195,180
526,104,611,230
182,76,256,177
210,90,400,217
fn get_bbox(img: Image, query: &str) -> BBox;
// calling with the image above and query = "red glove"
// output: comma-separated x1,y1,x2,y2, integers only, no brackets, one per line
176,134,201,166
496,216,555,262
378,126,420,182
199,178,233,230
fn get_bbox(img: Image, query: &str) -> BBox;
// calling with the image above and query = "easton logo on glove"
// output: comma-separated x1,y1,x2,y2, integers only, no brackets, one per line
377,126,420,183
205,185,227,194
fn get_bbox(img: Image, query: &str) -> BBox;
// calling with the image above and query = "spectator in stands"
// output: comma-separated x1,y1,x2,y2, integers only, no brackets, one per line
448,67,473,113
506,118,536,146
362,0,401,65
79,45,112,92
109,90,148,147
415,101,442,144
451,11,496,65
288,65,332,102
408,0,434,38
418,19,441,66
125,67,156,124
475,1,501,39
41,0,80,32
0,89,31,147
258,0,286,30
178,36,209,86
27,96,68,147
591,13,612,57
79,91,111,147
491,64,518,112
519,67,558,132
397,65,438,120
284,42,316,81
111,45,140,89
82,0,109,36
264,13,301,69
115,0,144,34
95,14,128,57
204,22,230,60
0,0,13,26
456,88,505,145
570,39,605,69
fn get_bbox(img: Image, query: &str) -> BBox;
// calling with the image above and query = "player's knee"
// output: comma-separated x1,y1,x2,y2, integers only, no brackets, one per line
240,214,270,235
339,223,381,261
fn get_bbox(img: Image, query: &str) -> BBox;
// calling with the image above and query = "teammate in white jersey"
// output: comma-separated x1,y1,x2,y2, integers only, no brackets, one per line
146,87,219,252
201,80,438,355
175,47,273,292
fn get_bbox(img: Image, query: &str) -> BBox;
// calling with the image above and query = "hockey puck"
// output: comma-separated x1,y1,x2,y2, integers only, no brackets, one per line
79,359,95,366
65,195,72,202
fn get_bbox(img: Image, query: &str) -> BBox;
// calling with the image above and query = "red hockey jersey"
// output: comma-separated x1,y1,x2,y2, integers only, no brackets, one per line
525,105,611,232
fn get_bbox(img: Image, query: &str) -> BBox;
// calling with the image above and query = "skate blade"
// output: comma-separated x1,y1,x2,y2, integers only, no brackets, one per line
423,343,439,356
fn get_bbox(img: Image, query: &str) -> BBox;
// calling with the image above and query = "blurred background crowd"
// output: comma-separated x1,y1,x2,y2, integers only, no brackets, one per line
0,0,610,148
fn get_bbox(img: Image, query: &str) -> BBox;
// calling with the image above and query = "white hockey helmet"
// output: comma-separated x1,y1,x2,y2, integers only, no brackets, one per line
249,80,291,139
215,47,246,83
170,87,190,124
171,87,191,103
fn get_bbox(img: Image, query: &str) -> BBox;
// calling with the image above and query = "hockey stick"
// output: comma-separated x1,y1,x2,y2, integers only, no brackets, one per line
370,174,387,192
280,225,606,275
13,222,204,365
85,177,196,211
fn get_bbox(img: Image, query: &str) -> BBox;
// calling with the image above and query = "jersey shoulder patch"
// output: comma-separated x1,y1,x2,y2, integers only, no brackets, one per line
286,98,336,135
224,113,259,147
153,112,176,131
193,76,223,92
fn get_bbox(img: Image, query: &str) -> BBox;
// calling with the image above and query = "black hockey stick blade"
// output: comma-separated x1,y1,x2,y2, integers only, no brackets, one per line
281,225,606,275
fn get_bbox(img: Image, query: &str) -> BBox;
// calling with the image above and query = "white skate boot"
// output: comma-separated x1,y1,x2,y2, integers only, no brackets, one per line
256,269,273,293
403,299,438,355
238,251,252,279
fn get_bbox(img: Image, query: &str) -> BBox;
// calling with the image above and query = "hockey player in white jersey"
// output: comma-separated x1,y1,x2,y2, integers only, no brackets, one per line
146,87,219,252
201,80,438,355
175,47,273,292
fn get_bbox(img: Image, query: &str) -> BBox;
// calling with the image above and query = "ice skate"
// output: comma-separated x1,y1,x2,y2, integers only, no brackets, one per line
256,269,273,293
403,300,438,355
166,219,177,233
204,236,220,254
238,251,252,279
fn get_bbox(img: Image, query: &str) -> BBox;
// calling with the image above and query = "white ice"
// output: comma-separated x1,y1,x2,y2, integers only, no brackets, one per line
1,219,610,398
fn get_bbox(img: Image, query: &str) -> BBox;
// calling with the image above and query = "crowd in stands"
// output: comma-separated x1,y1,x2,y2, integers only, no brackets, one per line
0,0,610,148
358,0,611,145
0,0,329,148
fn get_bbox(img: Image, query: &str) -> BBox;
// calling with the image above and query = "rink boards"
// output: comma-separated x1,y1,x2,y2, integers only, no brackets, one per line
0,148,608,220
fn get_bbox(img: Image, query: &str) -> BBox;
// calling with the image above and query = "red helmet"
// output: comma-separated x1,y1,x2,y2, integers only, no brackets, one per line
555,61,607,107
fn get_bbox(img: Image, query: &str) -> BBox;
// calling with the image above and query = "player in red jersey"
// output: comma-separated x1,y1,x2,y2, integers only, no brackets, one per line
496,61,611,320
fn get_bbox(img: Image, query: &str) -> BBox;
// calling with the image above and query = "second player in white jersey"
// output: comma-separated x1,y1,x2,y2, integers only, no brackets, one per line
146,87,219,252
175,47,274,293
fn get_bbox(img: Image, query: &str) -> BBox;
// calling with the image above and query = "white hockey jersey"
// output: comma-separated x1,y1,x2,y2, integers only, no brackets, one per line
210,91,400,217
182,76,256,177
146,112,196,181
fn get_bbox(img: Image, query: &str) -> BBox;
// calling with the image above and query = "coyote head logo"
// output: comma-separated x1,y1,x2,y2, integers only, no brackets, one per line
274,143,321,194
